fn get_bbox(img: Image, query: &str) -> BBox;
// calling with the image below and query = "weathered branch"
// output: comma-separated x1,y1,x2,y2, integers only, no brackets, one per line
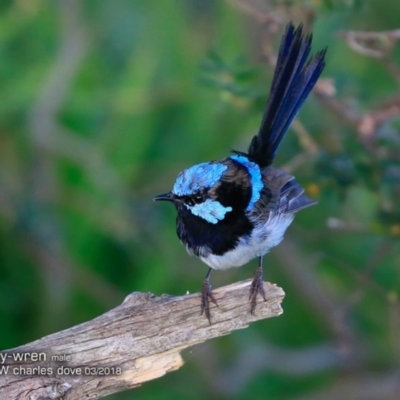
0,280,284,400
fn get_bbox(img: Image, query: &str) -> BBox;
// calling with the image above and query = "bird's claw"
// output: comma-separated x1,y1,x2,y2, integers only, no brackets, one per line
201,278,218,324
249,266,266,314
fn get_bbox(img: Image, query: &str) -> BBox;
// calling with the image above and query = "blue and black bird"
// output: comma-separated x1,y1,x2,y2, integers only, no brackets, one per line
154,23,326,322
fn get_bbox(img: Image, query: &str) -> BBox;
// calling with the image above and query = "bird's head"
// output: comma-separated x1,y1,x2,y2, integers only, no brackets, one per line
154,155,264,224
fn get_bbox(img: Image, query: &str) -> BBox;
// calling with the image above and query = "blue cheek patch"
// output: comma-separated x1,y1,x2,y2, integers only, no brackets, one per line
172,162,228,196
186,199,232,224
230,154,263,210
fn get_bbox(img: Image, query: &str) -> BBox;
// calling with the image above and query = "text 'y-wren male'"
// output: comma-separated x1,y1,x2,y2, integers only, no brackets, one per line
154,23,327,323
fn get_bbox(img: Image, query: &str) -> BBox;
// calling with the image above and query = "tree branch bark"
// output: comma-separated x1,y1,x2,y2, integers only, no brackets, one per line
0,280,284,399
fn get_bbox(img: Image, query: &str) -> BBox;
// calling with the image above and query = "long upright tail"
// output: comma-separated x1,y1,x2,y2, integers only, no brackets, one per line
247,23,326,167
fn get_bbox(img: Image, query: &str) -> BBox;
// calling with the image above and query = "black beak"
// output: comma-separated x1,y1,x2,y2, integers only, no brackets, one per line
153,192,176,202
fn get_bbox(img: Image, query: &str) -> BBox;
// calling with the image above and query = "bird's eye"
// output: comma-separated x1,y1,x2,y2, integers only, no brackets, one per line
184,194,203,206
193,194,203,204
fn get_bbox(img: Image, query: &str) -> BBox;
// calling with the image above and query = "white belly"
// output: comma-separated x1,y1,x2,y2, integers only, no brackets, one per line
200,213,294,270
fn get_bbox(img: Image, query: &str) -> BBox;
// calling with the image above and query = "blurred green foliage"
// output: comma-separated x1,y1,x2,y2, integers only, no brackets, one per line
1,0,400,399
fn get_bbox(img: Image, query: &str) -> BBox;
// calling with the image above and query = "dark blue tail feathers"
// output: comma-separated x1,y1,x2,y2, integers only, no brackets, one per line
247,23,326,167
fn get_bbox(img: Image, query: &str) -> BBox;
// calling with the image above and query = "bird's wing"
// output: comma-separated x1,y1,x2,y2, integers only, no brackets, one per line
253,166,316,215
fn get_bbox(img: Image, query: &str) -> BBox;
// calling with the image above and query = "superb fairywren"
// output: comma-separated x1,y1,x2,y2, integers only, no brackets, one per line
154,23,326,322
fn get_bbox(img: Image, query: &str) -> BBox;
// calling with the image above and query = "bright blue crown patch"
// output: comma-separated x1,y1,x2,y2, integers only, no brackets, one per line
230,155,263,210
172,162,227,196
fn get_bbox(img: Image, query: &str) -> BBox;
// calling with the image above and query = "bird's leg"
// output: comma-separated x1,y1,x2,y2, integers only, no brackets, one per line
200,268,218,324
249,256,266,314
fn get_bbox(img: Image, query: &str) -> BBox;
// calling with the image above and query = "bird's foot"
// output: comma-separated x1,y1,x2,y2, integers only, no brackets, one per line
249,266,266,314
200,277,218,324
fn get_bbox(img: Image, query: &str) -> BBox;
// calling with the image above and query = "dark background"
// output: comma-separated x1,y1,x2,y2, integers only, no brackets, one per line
1,0,400,399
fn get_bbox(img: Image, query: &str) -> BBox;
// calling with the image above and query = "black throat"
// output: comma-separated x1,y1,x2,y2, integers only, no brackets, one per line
176,204,253,256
